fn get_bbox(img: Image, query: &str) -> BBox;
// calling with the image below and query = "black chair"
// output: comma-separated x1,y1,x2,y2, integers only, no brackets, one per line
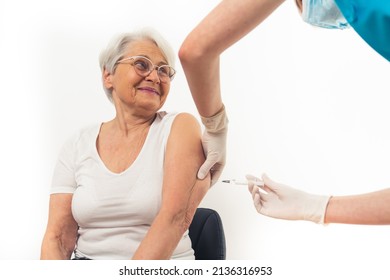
189,208,226,260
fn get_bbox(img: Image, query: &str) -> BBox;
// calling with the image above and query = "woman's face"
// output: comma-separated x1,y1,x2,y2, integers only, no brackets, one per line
104,39,171,115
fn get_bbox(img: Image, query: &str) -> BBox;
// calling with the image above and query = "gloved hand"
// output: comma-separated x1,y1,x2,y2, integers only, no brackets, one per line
199,105,228,187
246,174,331,224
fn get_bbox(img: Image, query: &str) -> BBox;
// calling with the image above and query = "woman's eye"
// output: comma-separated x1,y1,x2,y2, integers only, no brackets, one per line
134,60,149,71
159,66,169,76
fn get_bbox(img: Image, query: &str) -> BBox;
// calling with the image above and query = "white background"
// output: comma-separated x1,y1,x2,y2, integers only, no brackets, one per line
1,0,389,264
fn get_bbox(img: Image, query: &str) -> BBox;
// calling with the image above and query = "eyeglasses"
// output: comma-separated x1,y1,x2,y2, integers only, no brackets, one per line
116,55,176,83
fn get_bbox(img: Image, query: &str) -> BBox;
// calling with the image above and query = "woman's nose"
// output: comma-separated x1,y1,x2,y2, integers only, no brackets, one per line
145,67,160,84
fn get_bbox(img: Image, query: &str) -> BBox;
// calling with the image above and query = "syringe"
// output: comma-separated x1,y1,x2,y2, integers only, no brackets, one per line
221,178,263,186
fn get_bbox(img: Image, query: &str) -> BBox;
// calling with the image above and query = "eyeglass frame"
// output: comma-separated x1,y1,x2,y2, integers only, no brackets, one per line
115,55,176,82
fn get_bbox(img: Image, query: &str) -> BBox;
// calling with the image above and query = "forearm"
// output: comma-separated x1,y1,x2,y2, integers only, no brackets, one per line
179,0,285,116
133,181,209,259
40,236,74,260
132,210,193,260
41,194,78,260
324,188,390,225
182,0,286,57
180,54,222,117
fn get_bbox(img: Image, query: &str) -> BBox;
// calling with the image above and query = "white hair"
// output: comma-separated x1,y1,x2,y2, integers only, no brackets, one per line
99,28,175,103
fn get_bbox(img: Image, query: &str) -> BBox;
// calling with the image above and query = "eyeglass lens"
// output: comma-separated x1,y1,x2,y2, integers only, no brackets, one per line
132,57,173,81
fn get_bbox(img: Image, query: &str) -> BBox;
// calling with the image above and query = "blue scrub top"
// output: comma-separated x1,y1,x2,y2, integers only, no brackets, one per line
335,0,390,61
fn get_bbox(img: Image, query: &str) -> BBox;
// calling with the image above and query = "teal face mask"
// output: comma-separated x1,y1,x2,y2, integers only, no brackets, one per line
302,0,350,29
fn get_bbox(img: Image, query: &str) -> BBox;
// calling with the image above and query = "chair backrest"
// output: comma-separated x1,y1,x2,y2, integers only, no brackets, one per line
188,207,226,260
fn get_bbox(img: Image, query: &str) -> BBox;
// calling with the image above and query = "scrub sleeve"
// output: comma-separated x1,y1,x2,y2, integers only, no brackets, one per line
335,0,390,61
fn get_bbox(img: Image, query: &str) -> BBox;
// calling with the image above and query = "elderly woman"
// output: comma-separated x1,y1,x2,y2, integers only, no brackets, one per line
40,29,210,260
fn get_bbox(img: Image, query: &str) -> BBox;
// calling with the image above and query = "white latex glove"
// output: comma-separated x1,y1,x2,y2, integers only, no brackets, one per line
199,105,228,187
246,174,331,224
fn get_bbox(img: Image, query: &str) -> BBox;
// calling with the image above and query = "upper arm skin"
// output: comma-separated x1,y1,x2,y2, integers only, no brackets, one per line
161,113,210,227
132,113,210,259
40,194,78,259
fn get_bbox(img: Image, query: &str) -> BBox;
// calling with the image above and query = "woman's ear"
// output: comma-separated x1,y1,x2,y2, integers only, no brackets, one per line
103,68,113,89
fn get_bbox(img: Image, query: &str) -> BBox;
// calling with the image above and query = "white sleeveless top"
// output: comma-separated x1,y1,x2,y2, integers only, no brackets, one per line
50,111,194,260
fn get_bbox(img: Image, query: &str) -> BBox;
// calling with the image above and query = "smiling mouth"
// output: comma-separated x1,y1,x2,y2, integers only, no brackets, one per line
138,87,160,96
